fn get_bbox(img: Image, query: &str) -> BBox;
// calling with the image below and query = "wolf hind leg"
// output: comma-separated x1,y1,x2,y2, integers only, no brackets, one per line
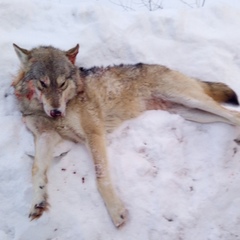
187,99,240,126
166,90,240,126
170,105,235,124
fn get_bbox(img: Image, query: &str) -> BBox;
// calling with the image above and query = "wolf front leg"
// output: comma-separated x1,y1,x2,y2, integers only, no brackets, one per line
24,116,61,220
85,128,128,227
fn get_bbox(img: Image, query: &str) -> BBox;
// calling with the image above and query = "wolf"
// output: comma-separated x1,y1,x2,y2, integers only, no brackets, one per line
12,43,240,227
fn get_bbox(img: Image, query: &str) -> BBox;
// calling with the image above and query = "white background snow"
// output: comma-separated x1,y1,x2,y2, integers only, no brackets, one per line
1,0,240,239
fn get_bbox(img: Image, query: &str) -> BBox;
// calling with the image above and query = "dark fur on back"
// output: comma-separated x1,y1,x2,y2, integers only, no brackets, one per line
79,62,144,77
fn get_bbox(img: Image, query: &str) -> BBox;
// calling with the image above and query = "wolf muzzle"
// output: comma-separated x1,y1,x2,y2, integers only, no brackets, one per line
50,109,62,118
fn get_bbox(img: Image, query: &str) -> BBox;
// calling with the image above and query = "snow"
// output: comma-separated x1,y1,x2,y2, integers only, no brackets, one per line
1,0,240,239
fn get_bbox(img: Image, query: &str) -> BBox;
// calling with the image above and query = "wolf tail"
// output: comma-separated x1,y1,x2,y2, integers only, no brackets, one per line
200,81,239,106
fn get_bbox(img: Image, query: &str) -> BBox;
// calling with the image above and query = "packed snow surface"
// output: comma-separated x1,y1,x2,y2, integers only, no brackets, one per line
1,0,240,239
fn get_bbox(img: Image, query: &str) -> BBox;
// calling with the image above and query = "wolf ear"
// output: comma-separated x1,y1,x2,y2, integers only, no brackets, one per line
65,44,79,65
13,44,31,68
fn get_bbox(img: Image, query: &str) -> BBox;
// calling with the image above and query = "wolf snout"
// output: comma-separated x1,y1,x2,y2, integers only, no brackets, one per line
50,109,63,118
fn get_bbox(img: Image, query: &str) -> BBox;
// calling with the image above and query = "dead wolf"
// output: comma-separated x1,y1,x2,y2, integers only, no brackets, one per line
12,43,240,227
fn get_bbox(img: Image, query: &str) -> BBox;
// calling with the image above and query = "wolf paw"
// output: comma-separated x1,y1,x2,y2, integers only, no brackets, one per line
29,200,49,220
111,205,128,228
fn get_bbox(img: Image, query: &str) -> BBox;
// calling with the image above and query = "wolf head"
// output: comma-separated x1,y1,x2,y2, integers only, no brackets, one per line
13,44,82,118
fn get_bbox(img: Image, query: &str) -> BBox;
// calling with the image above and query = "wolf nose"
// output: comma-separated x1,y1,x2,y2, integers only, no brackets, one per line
50,109,62,118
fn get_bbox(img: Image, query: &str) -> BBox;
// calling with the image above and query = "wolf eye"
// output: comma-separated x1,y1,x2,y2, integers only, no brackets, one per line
59,81,68,89
60,82,65,88
39,80,47,88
